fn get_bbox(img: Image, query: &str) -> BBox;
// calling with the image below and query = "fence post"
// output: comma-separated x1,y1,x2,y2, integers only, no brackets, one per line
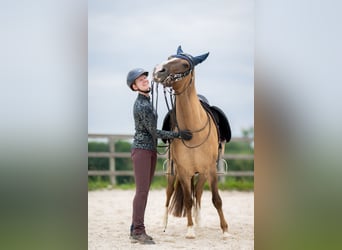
109,136,116,185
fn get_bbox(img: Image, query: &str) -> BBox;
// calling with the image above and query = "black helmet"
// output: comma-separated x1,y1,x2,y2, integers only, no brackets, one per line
126,68,149,91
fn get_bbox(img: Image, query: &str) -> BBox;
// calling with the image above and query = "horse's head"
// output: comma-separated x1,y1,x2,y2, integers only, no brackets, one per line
153,46,209,88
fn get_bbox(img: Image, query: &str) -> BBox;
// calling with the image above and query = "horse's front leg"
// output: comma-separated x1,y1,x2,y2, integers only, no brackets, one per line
163,174,175,231
182,179,195,239
193,174,207,227
185,201,195,239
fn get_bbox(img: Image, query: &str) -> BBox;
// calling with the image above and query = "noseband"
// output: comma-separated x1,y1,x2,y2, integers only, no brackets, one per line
162,68,192,86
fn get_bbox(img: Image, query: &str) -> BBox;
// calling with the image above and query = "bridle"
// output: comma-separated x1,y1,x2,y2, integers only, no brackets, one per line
162,68,192,86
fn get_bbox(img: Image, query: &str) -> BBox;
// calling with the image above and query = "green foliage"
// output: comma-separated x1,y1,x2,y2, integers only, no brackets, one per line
228,159,254,171
218,177,254,191
88,140,134,184
225,140,254,154
88,141,109,152
88,142,109,182
114,140,134,184
242,127,254,138
224,140,254,181
88,177,111,191
115,140,132,152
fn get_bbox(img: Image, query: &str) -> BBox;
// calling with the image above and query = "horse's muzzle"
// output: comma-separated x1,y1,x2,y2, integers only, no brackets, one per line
153,65,168,85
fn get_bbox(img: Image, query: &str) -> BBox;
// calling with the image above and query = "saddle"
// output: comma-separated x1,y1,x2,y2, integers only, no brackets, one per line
161,95,231,144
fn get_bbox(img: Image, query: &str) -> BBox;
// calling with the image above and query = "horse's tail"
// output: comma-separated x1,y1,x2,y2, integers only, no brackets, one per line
169,176,195,217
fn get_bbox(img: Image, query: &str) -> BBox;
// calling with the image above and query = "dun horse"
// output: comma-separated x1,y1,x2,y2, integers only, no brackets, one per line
153,46,230,239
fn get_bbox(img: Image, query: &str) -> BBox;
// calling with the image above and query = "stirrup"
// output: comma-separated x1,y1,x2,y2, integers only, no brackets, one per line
217,158,228,175
163,159,174,175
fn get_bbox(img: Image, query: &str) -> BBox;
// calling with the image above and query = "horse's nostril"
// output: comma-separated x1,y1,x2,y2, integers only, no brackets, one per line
154,64,166,74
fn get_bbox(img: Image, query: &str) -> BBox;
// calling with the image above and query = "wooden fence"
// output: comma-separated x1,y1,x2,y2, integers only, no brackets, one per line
88,134,254,185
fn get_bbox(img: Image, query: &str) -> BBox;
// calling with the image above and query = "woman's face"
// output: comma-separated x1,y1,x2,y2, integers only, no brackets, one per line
133,74,150,92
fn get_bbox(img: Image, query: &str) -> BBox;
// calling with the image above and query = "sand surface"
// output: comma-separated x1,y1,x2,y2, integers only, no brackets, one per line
88,189,254,250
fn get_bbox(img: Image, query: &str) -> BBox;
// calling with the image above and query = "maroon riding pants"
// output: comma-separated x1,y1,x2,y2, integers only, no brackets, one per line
131,148,157,235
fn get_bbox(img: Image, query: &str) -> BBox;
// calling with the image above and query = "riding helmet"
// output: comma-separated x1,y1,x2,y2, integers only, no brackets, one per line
126,68,149,91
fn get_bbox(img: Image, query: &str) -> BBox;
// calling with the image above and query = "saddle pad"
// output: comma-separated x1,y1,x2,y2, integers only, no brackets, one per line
209,105,231,142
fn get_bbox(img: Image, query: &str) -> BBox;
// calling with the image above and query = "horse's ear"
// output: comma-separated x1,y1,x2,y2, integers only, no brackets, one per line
177,45,183,55
193,52,209,66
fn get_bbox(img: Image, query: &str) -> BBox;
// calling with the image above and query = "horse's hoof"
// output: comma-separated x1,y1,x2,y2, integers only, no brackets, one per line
185,235,196,239
186,226,196,239
223,232,233,239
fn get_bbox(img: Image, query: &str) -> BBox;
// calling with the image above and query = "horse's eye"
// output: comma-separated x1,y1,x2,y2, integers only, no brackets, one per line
183,63,189,69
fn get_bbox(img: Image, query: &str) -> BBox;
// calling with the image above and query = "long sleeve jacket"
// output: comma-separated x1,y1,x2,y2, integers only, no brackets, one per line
132,93,178,151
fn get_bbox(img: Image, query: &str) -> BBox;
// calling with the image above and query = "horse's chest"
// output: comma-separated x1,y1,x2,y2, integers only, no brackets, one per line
172,146,215,164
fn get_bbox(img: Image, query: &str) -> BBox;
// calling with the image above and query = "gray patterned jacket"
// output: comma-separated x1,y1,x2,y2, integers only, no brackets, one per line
132,93,178,151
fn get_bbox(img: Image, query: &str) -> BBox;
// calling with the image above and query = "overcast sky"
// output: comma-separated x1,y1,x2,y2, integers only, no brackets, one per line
88,0,254,137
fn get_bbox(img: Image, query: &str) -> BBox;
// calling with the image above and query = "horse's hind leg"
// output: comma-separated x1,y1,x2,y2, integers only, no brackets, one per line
163,174,175,231
208,170,229,238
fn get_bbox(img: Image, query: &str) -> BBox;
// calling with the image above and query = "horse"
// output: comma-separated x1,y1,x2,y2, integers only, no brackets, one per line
153,46,230,239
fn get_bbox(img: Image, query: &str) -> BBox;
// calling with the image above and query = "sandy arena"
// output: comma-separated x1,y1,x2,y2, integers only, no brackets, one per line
88,189,254,250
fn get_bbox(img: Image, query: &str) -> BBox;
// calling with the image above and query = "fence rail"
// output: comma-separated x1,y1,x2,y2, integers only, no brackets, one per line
88,134,254,185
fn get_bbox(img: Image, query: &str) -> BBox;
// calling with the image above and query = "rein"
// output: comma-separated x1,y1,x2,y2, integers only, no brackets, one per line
180,111,212,149
151,80,169,155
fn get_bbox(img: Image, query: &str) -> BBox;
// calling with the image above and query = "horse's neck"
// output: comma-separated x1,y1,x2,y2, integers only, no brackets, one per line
175,81,206,130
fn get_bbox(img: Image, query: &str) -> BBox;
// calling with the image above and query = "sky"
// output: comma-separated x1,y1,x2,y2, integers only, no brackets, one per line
88,0,254,137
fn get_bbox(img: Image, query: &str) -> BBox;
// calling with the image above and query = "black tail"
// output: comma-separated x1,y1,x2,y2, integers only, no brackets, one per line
168,177,195,217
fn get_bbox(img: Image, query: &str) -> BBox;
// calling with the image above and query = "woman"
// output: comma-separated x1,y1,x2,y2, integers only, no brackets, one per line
126,68,192,244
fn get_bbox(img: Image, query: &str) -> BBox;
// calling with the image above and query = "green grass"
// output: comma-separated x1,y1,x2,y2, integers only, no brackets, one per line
88,176,253,191
88,179,111,191
218,178,254,191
